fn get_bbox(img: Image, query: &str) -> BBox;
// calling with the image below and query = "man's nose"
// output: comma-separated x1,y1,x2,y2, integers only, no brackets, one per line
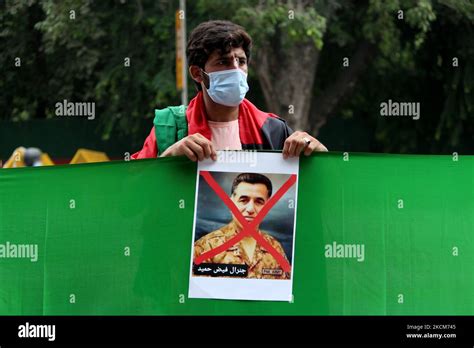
245,201,256,214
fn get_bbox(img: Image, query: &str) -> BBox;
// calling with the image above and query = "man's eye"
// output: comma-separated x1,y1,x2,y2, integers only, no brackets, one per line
239,60,246,65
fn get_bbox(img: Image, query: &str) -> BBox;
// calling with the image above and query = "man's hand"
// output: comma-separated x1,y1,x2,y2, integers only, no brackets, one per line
282,131,328,159
160,133,217,162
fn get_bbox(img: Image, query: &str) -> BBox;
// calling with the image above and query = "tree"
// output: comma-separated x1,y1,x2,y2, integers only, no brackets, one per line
198,0,472,153
1,0,472,153
1,0,181,145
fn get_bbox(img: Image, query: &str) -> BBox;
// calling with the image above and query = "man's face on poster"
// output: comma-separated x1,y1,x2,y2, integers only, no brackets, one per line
231,182,269,230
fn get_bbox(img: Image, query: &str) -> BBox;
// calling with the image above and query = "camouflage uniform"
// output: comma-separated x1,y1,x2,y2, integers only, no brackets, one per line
193,221,291,279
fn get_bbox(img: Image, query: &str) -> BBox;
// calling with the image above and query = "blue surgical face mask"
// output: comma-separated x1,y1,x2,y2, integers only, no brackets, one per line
201,68,249,107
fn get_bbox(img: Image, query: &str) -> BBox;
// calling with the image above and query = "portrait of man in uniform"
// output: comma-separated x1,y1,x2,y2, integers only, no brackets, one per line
193,172,291,279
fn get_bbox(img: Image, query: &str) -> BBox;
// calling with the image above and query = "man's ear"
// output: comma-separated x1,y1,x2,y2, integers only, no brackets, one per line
189,65,203,84
190,65,210,89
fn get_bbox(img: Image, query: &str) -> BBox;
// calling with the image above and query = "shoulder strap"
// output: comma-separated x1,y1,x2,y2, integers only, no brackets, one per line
153,105,188,156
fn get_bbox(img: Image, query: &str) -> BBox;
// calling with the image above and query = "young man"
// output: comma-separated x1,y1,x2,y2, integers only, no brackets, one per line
131,20,327,161
193,173,290,279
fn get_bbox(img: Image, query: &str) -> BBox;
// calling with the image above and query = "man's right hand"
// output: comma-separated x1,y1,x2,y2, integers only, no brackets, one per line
160,133,217,162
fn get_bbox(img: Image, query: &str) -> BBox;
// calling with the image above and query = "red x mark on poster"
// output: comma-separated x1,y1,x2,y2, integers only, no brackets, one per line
194,171,297,273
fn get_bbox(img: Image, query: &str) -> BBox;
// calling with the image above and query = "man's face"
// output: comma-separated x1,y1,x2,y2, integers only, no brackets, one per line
231,182,269,230
190,46,248,90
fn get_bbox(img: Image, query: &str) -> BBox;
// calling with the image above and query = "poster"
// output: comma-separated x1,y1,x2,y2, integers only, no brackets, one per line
188,151,299,301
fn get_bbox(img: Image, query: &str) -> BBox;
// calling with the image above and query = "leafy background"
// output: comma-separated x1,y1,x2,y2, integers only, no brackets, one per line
1,0,473,160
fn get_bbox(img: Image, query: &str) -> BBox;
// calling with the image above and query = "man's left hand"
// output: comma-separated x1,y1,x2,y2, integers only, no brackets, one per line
282,131,328,159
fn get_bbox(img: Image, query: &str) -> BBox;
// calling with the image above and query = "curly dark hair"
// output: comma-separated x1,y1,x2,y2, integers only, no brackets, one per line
186,20,252,91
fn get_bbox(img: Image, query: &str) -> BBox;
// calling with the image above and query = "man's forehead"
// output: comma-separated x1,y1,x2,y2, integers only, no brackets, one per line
209,47,246,60
234,182,268,195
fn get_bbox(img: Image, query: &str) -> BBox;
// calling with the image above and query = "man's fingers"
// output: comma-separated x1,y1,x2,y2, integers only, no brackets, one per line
304,141,317,156
283,131,329,158
210,145,217,161
313,140,328,152
294,138,307,157
197,138,212,159
186,140,205,161
286,139,297,158
283,131,305,158
318,143,328,152
282,140,290,158
192,134,217,160
185,131,327,161
182,145,197,161
303,139,328,155
190,134,206,147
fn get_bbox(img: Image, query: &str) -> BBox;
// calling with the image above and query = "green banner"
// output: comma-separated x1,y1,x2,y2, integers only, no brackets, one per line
0,152,473,315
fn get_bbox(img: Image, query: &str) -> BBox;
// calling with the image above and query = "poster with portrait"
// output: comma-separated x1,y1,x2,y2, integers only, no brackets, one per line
188,151,299,301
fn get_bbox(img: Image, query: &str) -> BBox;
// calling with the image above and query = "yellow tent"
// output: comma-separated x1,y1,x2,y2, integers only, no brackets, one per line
2,147,54,168
70,148,110,164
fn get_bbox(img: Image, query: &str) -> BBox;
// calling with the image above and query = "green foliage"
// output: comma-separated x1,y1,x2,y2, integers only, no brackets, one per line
1,0,181,143
317,0,471,153
0,0,472,153
233,0,327,50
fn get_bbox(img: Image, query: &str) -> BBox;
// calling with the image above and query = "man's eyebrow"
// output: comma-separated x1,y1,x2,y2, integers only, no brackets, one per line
215,53,247,61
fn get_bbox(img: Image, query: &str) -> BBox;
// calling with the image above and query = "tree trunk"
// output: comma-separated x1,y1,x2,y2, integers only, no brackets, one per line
254,37,320,131
252,3,376,136
309,40,377,136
